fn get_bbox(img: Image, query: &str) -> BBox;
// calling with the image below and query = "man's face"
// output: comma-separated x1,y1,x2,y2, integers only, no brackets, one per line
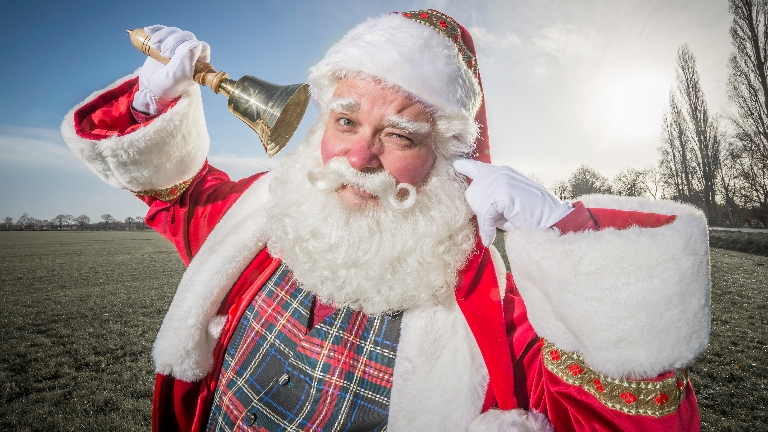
320,76,437,208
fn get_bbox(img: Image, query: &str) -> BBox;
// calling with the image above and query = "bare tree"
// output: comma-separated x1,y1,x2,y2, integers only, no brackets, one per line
727,0,768,223
550,181,571,201
74,214,91,231
567,165,613,198
101,214,116,231
16,213,32,230
17,215,44,230
659,91,700,203
3,216,13,231
677,44,721,222
613,168,644,197
135,215,146,231
642,167,662,199
718,137,745,224
657,45,722,224
125,216,135,231
52,214,74,230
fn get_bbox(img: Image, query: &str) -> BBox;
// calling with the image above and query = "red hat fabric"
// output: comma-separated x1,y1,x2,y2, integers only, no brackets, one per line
398,9,491,163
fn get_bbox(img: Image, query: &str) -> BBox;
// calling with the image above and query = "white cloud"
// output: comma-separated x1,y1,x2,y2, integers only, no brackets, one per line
0,125,89,172
468,26,523,49
533,24,601,61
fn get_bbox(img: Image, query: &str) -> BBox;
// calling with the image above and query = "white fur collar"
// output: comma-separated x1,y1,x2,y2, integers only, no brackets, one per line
152,173,273,381
389,301,488,431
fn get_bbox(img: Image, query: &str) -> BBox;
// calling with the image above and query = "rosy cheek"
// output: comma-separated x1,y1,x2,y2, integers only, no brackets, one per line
319,133,337,164
388,153,435,185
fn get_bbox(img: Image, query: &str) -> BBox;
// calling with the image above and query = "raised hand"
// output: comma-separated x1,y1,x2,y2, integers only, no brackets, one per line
132,25,211,115
452,158,573,246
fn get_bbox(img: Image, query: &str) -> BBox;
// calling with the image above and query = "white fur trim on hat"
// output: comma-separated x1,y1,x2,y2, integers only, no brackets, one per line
505,195,710,379
61,72,209,192
469,409,553,432
308,13,482,118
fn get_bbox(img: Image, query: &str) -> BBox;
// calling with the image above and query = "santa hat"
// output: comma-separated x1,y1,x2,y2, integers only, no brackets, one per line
308,9,492,163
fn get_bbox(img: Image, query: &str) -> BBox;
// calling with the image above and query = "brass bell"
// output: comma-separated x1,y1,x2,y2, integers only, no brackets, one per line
127,28,309,157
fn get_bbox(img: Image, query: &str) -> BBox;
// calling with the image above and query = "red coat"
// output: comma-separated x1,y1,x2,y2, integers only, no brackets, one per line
64,75,705,432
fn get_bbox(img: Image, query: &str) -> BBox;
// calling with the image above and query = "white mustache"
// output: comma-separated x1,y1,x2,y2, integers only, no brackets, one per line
307,158,417,210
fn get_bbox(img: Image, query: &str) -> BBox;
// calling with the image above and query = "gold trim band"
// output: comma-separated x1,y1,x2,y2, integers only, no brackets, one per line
133,177,194,202
541,339,687,417
399,10,480,81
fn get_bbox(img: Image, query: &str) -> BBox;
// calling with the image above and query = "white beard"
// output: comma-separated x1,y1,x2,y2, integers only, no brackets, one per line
264,121,477,315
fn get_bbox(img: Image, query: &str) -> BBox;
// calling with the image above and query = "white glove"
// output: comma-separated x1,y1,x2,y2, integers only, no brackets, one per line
132,25,211,115
452,158,573,246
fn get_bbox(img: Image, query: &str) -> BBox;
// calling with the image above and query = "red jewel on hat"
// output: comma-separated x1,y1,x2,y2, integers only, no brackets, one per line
420,12,429,18
169,187,178,195
403,12,411,17
677,379,684,390
620,391,637,404
438,19,448,28
654,393,669,405
468,60,475,69
568,363,583,376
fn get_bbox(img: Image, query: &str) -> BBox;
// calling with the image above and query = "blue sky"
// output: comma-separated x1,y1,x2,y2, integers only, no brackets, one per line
1,0,731,221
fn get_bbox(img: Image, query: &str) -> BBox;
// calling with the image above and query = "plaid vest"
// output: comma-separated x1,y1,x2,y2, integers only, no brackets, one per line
207,263,402,432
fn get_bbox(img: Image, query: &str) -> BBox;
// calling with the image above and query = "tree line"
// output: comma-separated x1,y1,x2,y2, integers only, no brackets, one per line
548,0,768,228
3,213,148,231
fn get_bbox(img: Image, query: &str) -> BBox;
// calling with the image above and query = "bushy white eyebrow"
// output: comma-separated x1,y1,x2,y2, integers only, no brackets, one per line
384,116,431,135
328,97,360,113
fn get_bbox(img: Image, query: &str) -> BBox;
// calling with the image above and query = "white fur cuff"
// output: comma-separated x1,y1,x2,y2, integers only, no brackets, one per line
61,73,209,192
469,409,553,432
505,195,710,379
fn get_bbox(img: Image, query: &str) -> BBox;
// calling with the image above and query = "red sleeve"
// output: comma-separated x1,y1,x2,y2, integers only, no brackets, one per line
498,204,696,430
550,201,598,233
550,201,677,234
501,278,700,431
73,76,259,265
73,76,177,140
139,162,264,266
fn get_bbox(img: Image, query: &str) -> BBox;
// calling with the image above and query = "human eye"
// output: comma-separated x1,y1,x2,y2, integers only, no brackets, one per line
386,131,416,148
337,116,354,127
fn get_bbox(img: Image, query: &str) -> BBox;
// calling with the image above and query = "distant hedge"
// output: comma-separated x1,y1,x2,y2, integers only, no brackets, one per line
709,229,768,257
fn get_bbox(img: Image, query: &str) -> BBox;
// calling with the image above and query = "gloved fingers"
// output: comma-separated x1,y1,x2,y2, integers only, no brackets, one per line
165,40,201,79
150,40,200,96
452,158,495,180
159,30,198,58
197,41,211,63
143,25,166,36
477,218,497,247
147,26,183,50
139,56,165,79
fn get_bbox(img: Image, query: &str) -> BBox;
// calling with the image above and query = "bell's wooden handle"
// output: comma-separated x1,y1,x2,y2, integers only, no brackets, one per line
127,28,229,93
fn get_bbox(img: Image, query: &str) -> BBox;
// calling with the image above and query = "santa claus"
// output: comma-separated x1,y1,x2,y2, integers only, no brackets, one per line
61,9,710,432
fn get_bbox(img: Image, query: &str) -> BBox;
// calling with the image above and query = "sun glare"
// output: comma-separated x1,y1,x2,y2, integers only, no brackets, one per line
598,72,670,140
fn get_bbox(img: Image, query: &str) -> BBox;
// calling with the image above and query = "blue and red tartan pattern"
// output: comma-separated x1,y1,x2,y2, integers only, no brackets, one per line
206,263,402,431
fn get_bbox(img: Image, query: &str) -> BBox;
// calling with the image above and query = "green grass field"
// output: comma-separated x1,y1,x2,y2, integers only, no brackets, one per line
1,231,766,431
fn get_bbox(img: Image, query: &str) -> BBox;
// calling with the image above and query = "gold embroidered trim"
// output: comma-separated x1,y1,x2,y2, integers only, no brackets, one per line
399,9,480,80
541,339,688,417
133,177,193,201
